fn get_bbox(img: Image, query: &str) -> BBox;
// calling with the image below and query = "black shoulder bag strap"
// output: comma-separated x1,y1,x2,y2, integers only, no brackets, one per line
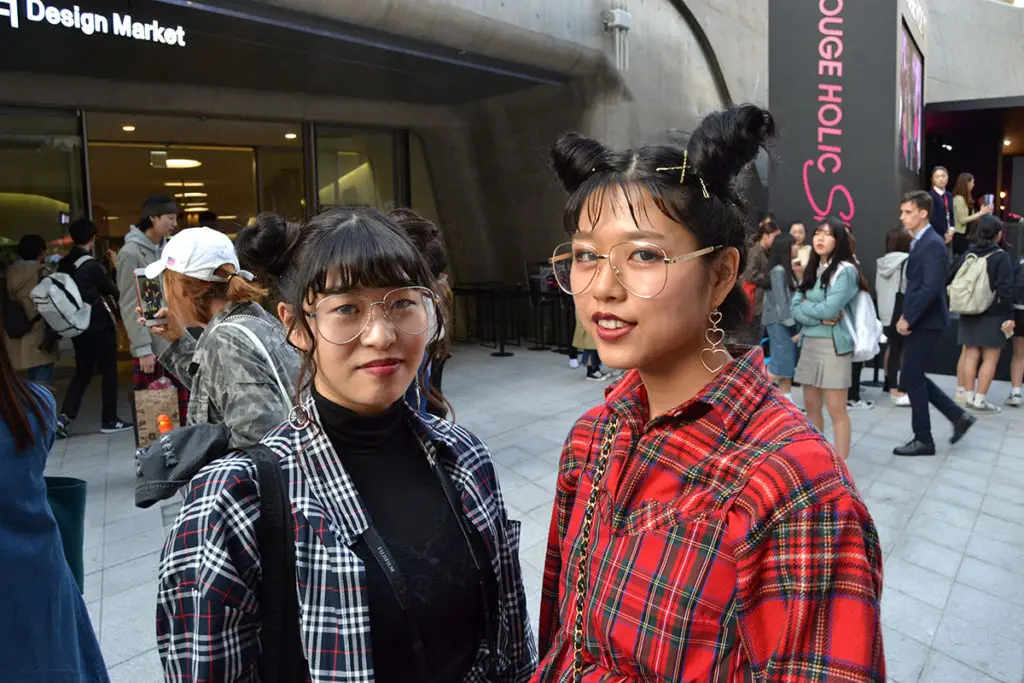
248,445,307,683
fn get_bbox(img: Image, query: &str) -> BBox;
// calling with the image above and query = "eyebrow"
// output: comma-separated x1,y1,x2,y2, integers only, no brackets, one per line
576,228,665,241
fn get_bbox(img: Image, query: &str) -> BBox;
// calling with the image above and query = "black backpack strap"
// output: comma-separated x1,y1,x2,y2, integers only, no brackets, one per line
246,444,307,683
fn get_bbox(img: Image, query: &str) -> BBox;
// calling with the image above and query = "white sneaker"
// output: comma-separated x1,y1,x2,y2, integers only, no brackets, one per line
954,390,968,406
847,400,875,411
586,370,610,382
569,358,580,369
968,401,1002,415
890,394,911,407
1007,393,1023,408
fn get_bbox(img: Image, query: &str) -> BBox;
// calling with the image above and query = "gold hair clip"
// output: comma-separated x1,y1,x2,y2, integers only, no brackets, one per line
656,151,710,199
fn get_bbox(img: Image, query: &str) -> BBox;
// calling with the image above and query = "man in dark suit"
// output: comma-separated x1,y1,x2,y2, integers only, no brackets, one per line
893,191,975,456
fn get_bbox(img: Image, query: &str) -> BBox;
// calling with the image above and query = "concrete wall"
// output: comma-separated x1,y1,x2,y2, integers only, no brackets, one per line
926,0,1024,103
275,0,771,283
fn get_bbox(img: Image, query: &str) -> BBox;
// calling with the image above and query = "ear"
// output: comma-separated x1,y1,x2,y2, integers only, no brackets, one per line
278,302,312,352
711,247,741,309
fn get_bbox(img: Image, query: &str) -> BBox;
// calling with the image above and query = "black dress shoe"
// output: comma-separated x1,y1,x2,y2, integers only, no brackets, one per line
951,413,977,445
893,439,937,456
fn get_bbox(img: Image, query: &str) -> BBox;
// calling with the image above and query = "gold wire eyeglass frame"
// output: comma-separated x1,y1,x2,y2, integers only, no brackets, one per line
549,242,721,299
304,286,438,345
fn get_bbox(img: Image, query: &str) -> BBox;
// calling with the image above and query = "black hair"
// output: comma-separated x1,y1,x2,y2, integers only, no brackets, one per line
901,190,933,215
885,226,912,254
799,216,868,294
197,210,218,226
768,231,796,285
242,207,444,407
68,218,97,246
973,214,1004,248
16,234,46,261
758,218,781,237
550,104,776,331
788,219,806,231
235,213,302,284
140,195,178,231
389,208,449,279
0,332,45,452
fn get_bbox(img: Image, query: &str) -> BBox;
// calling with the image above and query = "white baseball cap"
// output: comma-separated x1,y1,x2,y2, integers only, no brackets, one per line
144,227,254,283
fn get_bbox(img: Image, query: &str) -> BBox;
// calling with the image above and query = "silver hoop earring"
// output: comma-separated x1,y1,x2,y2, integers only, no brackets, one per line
700,308,729,373
288,404,312,430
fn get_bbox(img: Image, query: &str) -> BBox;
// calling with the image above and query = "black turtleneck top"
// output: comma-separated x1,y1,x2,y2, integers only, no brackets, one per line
312,389,486,683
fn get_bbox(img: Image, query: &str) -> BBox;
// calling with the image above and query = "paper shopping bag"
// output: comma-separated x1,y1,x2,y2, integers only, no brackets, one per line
133,387,181,448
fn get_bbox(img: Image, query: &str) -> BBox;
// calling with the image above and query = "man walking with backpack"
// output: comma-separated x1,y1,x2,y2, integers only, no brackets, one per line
4,234,58,384
57,219,132,438
892,191,975,456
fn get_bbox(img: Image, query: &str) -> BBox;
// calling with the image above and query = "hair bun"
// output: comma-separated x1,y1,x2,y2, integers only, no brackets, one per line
688,104,775,195
550,132,613,194
234,212,301,281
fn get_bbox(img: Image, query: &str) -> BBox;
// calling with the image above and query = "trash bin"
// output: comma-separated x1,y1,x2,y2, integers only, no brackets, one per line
44,476,88,593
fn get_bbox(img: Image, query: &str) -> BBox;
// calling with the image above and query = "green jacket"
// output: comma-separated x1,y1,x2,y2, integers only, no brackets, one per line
791,262,860,356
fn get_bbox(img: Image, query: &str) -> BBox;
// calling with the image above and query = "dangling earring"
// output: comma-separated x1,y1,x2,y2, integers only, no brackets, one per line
700,308,729,373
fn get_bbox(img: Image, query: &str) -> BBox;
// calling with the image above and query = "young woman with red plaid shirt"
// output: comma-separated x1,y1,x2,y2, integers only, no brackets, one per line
532,105,885,682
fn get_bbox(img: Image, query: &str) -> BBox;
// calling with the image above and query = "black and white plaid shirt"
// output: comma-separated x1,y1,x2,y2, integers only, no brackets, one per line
157,397,538,682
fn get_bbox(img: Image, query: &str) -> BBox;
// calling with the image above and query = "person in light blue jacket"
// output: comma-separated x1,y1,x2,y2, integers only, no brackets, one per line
792,217,866,460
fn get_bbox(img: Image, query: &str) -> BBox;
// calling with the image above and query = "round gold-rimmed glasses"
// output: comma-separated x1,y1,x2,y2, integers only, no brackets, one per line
306,286,439,345
549,241,721,298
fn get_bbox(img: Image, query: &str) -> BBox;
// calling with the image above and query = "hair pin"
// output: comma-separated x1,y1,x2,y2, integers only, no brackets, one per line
656,151,710,199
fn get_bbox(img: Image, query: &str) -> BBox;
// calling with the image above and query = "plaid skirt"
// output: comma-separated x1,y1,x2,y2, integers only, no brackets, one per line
133,358,190,426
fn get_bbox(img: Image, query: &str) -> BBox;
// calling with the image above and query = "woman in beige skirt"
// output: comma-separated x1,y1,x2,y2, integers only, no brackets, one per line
791,218,867,459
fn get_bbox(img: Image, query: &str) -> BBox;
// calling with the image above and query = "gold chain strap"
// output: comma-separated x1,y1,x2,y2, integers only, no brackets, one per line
571,415,619,681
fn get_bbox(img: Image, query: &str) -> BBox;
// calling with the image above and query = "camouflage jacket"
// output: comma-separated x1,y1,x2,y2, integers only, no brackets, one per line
159,302,301,449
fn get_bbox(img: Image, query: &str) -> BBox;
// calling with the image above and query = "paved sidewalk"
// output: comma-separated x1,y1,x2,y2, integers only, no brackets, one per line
47,344,1024,682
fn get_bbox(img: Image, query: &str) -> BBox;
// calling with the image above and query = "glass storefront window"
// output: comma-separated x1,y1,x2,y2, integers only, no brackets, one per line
258,145,305,222
87,142,258,241
410,132,440,226
316,129,395,211
0,108,85,249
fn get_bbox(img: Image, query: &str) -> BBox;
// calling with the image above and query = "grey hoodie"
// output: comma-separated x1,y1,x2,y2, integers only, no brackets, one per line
875,252,910,327
116,225,168,358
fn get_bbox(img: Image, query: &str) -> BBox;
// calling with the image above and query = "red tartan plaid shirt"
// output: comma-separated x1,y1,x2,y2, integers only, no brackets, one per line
532,348,885,682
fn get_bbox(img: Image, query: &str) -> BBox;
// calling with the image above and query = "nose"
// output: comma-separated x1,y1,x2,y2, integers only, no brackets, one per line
589,254,626,301
359,304,396,347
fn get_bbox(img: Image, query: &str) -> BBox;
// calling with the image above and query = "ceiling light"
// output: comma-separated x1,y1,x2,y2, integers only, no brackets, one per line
941,143,953,151
1004,139,1012,147
219,215,238,220
1000,191,1007,199
164,181,205,188
284,132,298,140
184,206,209,213
122,125,136,132
1000,205,1006,210
166,158,202,169
107,216,120,220
173,192,208,198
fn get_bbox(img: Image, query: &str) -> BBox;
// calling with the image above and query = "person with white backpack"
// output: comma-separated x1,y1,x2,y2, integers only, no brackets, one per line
144,227,300,448
53,219,132,438
791,216,867,460
947,215,1015,414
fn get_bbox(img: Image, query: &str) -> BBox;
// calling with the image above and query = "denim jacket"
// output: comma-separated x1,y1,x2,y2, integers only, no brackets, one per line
791,262,860,356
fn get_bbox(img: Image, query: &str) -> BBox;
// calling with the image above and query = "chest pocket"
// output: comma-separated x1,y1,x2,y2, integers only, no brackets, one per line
582,500,738,681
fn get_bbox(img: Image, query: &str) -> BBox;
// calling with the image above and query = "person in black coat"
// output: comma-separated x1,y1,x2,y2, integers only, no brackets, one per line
893,191,975,456
947,215,1015,413
927,166,953,238
56,219,132,438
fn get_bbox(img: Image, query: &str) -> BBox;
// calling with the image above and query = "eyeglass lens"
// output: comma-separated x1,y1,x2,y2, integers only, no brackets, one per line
313,287,437,344
551,242,669,298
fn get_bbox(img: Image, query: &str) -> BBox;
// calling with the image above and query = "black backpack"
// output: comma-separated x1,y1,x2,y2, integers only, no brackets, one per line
2,294,39,340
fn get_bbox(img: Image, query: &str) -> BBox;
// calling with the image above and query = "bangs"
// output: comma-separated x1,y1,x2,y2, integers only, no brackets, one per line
296,212,432,304
563,174,694,236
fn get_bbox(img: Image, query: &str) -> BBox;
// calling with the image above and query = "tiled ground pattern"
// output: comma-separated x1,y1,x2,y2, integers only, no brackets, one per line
44,345,1024,682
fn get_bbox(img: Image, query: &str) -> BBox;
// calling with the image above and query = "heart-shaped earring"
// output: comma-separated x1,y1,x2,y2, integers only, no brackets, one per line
701,347,730,373
701,307,729,373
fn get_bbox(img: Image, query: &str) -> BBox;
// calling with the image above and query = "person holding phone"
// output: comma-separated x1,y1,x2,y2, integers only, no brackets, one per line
116,196,190,423
145,227,300,448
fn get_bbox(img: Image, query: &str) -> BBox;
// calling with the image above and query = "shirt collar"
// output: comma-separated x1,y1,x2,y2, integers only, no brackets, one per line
933,187,946,195
912,224,932,245
603,346,773,439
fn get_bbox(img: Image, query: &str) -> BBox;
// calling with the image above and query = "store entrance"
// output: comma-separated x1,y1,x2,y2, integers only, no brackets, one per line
85,112,306,244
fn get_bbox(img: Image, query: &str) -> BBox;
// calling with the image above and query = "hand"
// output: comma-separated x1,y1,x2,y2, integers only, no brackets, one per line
944,230,954,244
1003,320,1016,334
791,334,800,344
822,318,839,326
139,354,157,374
896,316,911,336
981,203,994,215
142,307,185,343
